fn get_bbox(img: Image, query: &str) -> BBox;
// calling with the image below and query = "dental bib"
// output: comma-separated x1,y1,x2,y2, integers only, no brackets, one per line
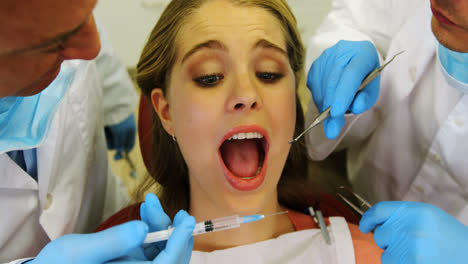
438,44,468,94
0,65,75,154
190,217,355,264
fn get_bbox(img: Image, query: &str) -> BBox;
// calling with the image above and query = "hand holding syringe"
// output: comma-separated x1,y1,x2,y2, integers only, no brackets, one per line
144,211,287,244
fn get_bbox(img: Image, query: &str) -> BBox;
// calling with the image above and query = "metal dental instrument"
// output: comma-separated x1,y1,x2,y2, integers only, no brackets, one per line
336,186,373,216
308,207,331,245
289,51,405,144
123,151,137,178
308,206,331,245
143,211,288,244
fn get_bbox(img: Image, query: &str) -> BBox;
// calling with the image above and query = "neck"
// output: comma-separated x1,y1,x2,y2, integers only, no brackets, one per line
189,195,295,252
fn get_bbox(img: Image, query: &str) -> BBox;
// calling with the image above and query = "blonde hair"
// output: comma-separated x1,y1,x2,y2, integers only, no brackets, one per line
136,0,310,218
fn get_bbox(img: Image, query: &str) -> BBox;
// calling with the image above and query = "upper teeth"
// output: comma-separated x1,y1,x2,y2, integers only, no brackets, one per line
227,132,263,140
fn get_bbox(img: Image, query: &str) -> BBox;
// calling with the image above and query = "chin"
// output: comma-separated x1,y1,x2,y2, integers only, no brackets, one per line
432,18,468,53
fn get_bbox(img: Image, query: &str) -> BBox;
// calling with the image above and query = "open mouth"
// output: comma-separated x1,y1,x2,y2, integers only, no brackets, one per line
218,126,269,191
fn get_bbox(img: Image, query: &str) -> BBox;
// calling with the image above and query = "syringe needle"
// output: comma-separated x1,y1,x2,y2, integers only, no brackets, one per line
264,211,288,218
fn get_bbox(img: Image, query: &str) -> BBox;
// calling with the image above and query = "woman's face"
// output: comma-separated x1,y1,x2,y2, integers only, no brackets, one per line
157,0,296,217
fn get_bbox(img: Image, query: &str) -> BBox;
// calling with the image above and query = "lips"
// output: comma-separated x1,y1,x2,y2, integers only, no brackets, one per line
431,6,461,28
218,125,269,191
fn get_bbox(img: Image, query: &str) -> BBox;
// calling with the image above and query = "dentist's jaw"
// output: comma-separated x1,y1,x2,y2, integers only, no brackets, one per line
218,125,270,192
430,0,468,52
15,58,63,96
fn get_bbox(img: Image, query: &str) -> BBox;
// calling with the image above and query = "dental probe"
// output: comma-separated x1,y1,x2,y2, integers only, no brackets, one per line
144,211,288,244
289,51,404,144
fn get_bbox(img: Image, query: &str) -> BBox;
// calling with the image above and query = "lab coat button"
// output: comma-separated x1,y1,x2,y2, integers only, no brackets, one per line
432,153,441,164
409,66,417,82
44,193,53,210
415,185,424,194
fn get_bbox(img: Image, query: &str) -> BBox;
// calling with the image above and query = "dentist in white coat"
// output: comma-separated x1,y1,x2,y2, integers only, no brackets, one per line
0,0,195,263
305,0,468,263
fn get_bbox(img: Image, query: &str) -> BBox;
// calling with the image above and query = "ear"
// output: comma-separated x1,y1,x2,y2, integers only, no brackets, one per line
151,88,173,135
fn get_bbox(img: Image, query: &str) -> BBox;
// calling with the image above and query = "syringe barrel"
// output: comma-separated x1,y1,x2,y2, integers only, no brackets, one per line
192,215,241,235
144,228,173,244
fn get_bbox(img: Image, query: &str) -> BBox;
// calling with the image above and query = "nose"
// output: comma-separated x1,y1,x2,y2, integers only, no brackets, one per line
226,74,263,113
59,15,101,61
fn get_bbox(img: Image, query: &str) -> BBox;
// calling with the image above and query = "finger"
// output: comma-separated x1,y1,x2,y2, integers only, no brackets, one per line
381,249,399,264
154,210,195,263
143,243,163,261
126,130,136,151
379,232,411,264
323,116,345,139
107,261,152,264
104,127,115,149
359,201,405,233
141,193,172,231
308,59,326,111
372,221,397,250
322,54,353,111
330,54,379,117
350,75,380,114
182,236,195,264
114,148,123,160
83,221,148,262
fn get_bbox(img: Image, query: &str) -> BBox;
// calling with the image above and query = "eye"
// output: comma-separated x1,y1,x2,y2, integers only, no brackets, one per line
256,72,284,83
193,73,224,87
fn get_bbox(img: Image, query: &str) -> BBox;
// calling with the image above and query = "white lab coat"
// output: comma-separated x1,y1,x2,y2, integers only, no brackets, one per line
0,33,137,262
305,0,468,225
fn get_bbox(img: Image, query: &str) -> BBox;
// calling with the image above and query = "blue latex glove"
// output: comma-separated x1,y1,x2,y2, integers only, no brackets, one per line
307,40,380,139
30,221,149,264
104,114,136,160
116,193,196,263
360,201,468,264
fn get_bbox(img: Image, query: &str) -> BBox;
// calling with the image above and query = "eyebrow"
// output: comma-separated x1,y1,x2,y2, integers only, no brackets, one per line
0,15,90,56
254,39,288,56
181,38,287,63
181,40,227,63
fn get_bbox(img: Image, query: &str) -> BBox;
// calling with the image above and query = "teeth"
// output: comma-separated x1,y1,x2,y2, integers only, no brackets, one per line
227,132,263,141
239,166,262,180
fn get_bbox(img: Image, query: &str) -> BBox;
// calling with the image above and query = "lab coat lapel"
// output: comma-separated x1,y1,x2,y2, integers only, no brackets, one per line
0,154,37,190
38,61,98,240
36,109,59,212
381,5,436,108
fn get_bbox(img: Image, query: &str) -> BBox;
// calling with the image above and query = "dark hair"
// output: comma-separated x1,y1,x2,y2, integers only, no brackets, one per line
136,0,316,218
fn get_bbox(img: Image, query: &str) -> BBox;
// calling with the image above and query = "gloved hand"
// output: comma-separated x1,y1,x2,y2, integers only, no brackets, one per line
116,193,196,263
104,114,136,160
307,40,380,139
360,201,468,264
30,221,149,264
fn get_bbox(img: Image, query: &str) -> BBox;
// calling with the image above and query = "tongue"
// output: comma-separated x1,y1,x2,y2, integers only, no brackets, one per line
221,139,260,178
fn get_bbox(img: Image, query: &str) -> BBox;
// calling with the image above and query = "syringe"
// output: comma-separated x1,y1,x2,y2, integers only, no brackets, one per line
144,214,264,244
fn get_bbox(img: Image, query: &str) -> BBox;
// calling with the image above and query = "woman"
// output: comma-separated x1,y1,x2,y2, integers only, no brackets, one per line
99,0,382,262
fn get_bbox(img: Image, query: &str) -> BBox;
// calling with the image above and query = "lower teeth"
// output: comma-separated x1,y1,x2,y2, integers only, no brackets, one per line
240,166,262,180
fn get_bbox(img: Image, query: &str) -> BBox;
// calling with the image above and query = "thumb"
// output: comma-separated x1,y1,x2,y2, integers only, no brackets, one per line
359,201,405,233
82,221,148,262
154,210,195,263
